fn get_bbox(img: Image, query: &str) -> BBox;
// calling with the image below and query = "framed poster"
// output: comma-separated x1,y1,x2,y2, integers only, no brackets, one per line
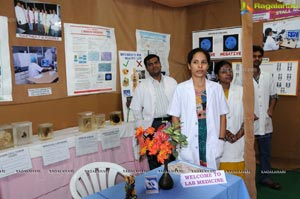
232,61,299,96
64,23,117,96
193,26,242,60
262,17,300,51
118,51,145,122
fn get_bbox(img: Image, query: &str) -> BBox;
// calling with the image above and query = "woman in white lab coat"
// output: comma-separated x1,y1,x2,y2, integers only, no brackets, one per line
167,48,229,169
263,28,281,51
214,60,245,180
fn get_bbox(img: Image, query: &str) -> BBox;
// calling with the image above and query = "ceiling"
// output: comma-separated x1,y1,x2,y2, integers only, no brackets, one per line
150,0,215,7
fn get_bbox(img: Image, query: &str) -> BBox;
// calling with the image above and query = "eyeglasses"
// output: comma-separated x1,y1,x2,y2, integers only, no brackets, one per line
219,69,233,73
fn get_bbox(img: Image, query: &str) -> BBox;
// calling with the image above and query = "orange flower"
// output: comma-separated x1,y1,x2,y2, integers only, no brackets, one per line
139,145,147,156
145,127,155,135
155,131,169,142
148,140,160,155
157,151,169,164
160,141,173,154
135,127,145,138
135,123,188,164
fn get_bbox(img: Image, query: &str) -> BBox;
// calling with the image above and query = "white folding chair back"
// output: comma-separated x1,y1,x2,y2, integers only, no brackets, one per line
69,162,130,199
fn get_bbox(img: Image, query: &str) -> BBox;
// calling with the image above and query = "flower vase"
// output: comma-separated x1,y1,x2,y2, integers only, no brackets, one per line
158,159,173,190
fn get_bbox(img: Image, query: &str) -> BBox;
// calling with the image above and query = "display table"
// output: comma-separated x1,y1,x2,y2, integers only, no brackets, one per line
27,70,58,84
0,122,148,199
84,161,250,199
280,38,298,48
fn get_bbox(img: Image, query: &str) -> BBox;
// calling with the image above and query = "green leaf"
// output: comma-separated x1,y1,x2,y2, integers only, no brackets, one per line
172,151,178,159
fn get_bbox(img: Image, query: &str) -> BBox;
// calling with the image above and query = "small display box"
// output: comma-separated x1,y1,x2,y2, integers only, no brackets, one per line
0,124,14,150
95,113,105,128
78,111,96,132
38,123,54,140
12,121,32,146
109,111,122,125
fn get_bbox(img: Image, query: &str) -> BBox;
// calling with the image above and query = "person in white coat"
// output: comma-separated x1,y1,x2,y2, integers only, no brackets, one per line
28,56,52,79
214,60,245,180
15,1,28,33
167,48,229,170
130,54,177,169
263,28,282,51
253,45,281,190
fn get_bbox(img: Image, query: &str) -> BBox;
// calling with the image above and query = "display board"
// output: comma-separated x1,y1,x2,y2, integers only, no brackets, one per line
232,61,299,96
118,51,145,122
192,26,242,60
0,16,12,102
262,17,300,51
64,23,117,96
136,29,170,76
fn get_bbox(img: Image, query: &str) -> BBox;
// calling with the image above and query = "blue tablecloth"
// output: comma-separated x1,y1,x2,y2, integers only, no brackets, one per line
84,161,250,199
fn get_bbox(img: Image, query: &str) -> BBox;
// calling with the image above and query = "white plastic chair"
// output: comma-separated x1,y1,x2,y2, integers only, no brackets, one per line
69,162,130,199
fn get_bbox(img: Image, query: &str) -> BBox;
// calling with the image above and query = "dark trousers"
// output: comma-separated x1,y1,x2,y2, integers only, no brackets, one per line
256,133,272,182
147,117,175,170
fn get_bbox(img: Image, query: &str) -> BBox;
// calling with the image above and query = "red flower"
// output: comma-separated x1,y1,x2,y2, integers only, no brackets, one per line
135,124,183,164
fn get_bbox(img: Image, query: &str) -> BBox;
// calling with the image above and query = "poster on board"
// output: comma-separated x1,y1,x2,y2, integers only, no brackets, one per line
260,61,299,96
14,0,61,41
253,2,300,22
0,16,12,102
64,23,117,96
136,30,170,76
118,51,145,122
262,17,300,51
12,46,58,85
232,61,299,96
192,27,242,60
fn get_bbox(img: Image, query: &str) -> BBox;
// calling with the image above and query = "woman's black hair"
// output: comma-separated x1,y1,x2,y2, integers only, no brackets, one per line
214,60,232,75
263,28,273,43
187,48,210,64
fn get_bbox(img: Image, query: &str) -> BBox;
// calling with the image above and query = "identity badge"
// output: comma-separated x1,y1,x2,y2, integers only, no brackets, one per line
145,175,159,194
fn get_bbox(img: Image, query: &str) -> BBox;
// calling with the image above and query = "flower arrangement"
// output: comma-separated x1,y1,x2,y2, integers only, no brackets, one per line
135,122,188,164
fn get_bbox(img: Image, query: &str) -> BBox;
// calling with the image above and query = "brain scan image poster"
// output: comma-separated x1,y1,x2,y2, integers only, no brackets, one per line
223,34,239,51
193,27,242,60
199,37,213,52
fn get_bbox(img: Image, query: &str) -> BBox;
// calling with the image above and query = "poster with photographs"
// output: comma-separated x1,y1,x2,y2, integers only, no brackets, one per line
0,16,12,102
14,0,61,41
192,27,242,60
64,23,117,96
232,61,299,96
263,17,300,51
118,51,145,122
12,46,58,84
260,61,299,96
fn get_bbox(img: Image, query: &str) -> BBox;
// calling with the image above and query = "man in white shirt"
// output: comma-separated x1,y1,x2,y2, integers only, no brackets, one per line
15,1,28,32
50,10,60,37
28,56,52,78
130,54,177,169
26,6,34,32
253,45,281,190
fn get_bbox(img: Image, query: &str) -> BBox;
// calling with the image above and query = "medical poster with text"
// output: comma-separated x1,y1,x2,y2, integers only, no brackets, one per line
136,29,170,76
64,23,117,96
0,16,12,102
118,51,145,122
